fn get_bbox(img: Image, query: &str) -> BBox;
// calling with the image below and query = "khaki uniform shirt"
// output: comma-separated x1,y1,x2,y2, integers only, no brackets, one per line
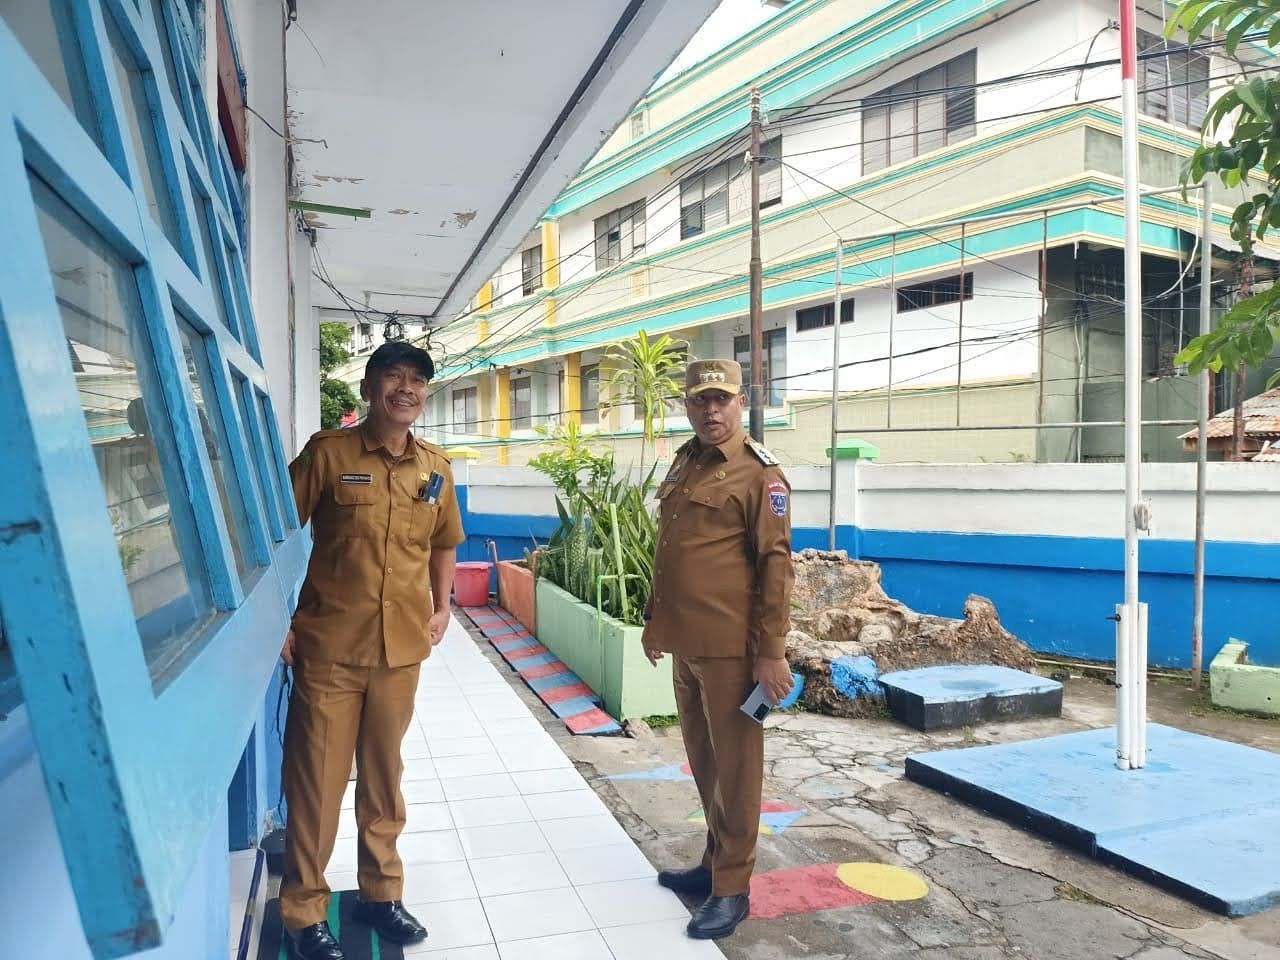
289,424,466,667
644,428,794,660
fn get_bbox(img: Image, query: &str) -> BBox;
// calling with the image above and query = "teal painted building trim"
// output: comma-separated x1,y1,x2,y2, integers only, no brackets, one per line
550,0,1019,217
440,193,1193,378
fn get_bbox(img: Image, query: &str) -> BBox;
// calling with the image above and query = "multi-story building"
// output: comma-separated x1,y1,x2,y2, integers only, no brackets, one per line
357,0,1277,466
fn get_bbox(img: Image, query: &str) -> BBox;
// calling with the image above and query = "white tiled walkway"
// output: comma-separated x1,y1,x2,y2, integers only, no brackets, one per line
326,616,725,960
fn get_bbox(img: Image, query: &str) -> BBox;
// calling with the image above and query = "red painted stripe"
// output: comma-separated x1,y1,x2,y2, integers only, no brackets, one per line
520,660,571,681
749,863,879,920
542,681,597,704
508,644,550,661
565,707,616,733
761,800,803,813
1119,0,1137,78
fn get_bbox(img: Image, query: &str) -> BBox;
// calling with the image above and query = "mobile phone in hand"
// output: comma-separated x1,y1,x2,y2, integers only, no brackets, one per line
740,682,773,724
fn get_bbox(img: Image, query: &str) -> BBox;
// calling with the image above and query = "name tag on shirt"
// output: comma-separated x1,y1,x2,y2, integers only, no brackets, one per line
339,473,373,484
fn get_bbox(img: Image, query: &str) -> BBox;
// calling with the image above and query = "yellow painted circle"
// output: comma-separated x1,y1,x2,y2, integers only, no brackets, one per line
836,862,929,901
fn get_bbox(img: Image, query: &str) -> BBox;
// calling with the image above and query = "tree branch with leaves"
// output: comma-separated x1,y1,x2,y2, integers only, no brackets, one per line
1170,1,1280,388
319,321,359,429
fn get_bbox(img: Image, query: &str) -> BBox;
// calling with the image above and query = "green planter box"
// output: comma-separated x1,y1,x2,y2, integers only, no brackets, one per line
534,579,675,721
1211,639,1280,717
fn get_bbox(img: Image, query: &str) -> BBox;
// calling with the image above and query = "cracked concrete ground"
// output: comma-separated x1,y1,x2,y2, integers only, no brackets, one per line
459,616,1280,960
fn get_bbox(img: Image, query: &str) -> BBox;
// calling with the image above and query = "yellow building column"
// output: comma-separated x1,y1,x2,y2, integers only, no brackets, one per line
564,353,581,426
477,370,495,438
496,367,511,465
475,281,494,346
541,219,560,290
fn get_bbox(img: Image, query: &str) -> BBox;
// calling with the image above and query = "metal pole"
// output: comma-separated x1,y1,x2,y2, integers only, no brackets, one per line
829,240,843,552
887,233,896,428
1118,0,1145,770
957,223,966,426
748,87,765,443
1193,180,1211,690
1038,213,1048,446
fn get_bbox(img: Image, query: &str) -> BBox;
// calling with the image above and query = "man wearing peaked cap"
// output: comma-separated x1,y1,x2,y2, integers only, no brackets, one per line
642,358,796,940
278,340,465,960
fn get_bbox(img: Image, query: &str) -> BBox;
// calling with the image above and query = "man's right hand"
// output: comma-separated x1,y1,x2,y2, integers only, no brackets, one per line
281,630,296,666
642,626,663,666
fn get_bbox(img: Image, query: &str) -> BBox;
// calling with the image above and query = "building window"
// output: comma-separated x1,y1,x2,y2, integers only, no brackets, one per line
510,376,532,430
796,298,854,332
630,110,646,140
734,329,787,407
31,171,210,672
580,365,600,423
452,386,478,432
521,244,543,296
1138,31,1209,129
176,315,256,581
897,272,974,313
680,136,782,239
594,200,647,269
862,52,976,174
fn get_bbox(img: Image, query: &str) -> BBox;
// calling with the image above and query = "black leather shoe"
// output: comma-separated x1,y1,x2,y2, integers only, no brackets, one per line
351,899,428,945
286,921,345,960
687,894,750,940
657,865,713,896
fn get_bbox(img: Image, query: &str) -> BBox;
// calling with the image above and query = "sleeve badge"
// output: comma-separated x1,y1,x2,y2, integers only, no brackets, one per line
767,480,789,517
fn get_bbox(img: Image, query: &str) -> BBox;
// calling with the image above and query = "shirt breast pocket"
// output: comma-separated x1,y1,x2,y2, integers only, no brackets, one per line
330,482,378,538
410,500,438,547
687,487,732,536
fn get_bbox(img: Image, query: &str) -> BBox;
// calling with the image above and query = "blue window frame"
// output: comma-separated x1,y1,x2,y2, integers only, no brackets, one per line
0,3,308,956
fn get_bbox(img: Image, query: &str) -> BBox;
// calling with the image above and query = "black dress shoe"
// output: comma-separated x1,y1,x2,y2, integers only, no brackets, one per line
351,899,428,945
657,865,713,896
687,894,750,940
286,921,345,960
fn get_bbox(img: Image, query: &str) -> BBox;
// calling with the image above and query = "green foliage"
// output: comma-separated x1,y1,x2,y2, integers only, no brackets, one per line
528,421,614,499
319,320,358,429
535,466,658,627
1169,1,1280,383
603,330,687,453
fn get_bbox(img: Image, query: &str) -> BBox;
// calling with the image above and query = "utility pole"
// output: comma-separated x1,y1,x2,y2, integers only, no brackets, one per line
748,87,765,442
1232,255,1253,461
828,239,843,551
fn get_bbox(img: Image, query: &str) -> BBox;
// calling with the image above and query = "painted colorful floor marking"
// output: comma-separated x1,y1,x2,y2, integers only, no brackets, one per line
748,862,929,920
606,761,695,782
461,604,622,736
686,799,806,834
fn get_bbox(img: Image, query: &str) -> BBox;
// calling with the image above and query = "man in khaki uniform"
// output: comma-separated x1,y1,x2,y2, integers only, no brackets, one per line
279,341,465,960
642,358,795,941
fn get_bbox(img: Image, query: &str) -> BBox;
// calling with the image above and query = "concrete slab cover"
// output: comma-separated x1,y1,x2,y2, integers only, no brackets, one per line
881,664,1063,730
905,724,1280,915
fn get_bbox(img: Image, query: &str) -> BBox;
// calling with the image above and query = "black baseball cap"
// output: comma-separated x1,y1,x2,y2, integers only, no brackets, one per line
364,340,435,381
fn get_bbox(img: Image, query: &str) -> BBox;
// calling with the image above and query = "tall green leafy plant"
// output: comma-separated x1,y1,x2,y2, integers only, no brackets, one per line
603,330,686,474
535,466,658,626
1169,1,1280,387
528,421,613,499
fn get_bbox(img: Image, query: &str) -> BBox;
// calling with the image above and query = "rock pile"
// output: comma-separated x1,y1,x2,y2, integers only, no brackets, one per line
786,549,1035,717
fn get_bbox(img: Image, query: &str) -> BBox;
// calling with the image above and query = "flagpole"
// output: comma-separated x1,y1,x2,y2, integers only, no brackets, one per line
1117,0,1147,770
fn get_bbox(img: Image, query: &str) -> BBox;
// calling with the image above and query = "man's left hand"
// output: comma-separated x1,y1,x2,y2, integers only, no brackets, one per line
429,609,450,646
754,656,794,705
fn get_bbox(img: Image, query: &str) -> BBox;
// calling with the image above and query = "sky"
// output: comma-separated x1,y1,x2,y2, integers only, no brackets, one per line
653,0,783,87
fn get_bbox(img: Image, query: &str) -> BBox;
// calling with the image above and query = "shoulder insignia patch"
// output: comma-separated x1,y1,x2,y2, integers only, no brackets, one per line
767,480,789,517
745,438,780,466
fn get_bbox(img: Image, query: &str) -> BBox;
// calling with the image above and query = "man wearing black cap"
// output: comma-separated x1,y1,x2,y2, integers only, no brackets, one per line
278,341,465,960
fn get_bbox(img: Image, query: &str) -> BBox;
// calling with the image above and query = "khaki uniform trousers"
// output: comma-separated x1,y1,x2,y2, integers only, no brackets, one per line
280,656,420,930
673,655,763,897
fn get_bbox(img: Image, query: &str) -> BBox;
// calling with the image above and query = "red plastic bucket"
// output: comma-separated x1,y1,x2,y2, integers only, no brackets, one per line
454,561,492,608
